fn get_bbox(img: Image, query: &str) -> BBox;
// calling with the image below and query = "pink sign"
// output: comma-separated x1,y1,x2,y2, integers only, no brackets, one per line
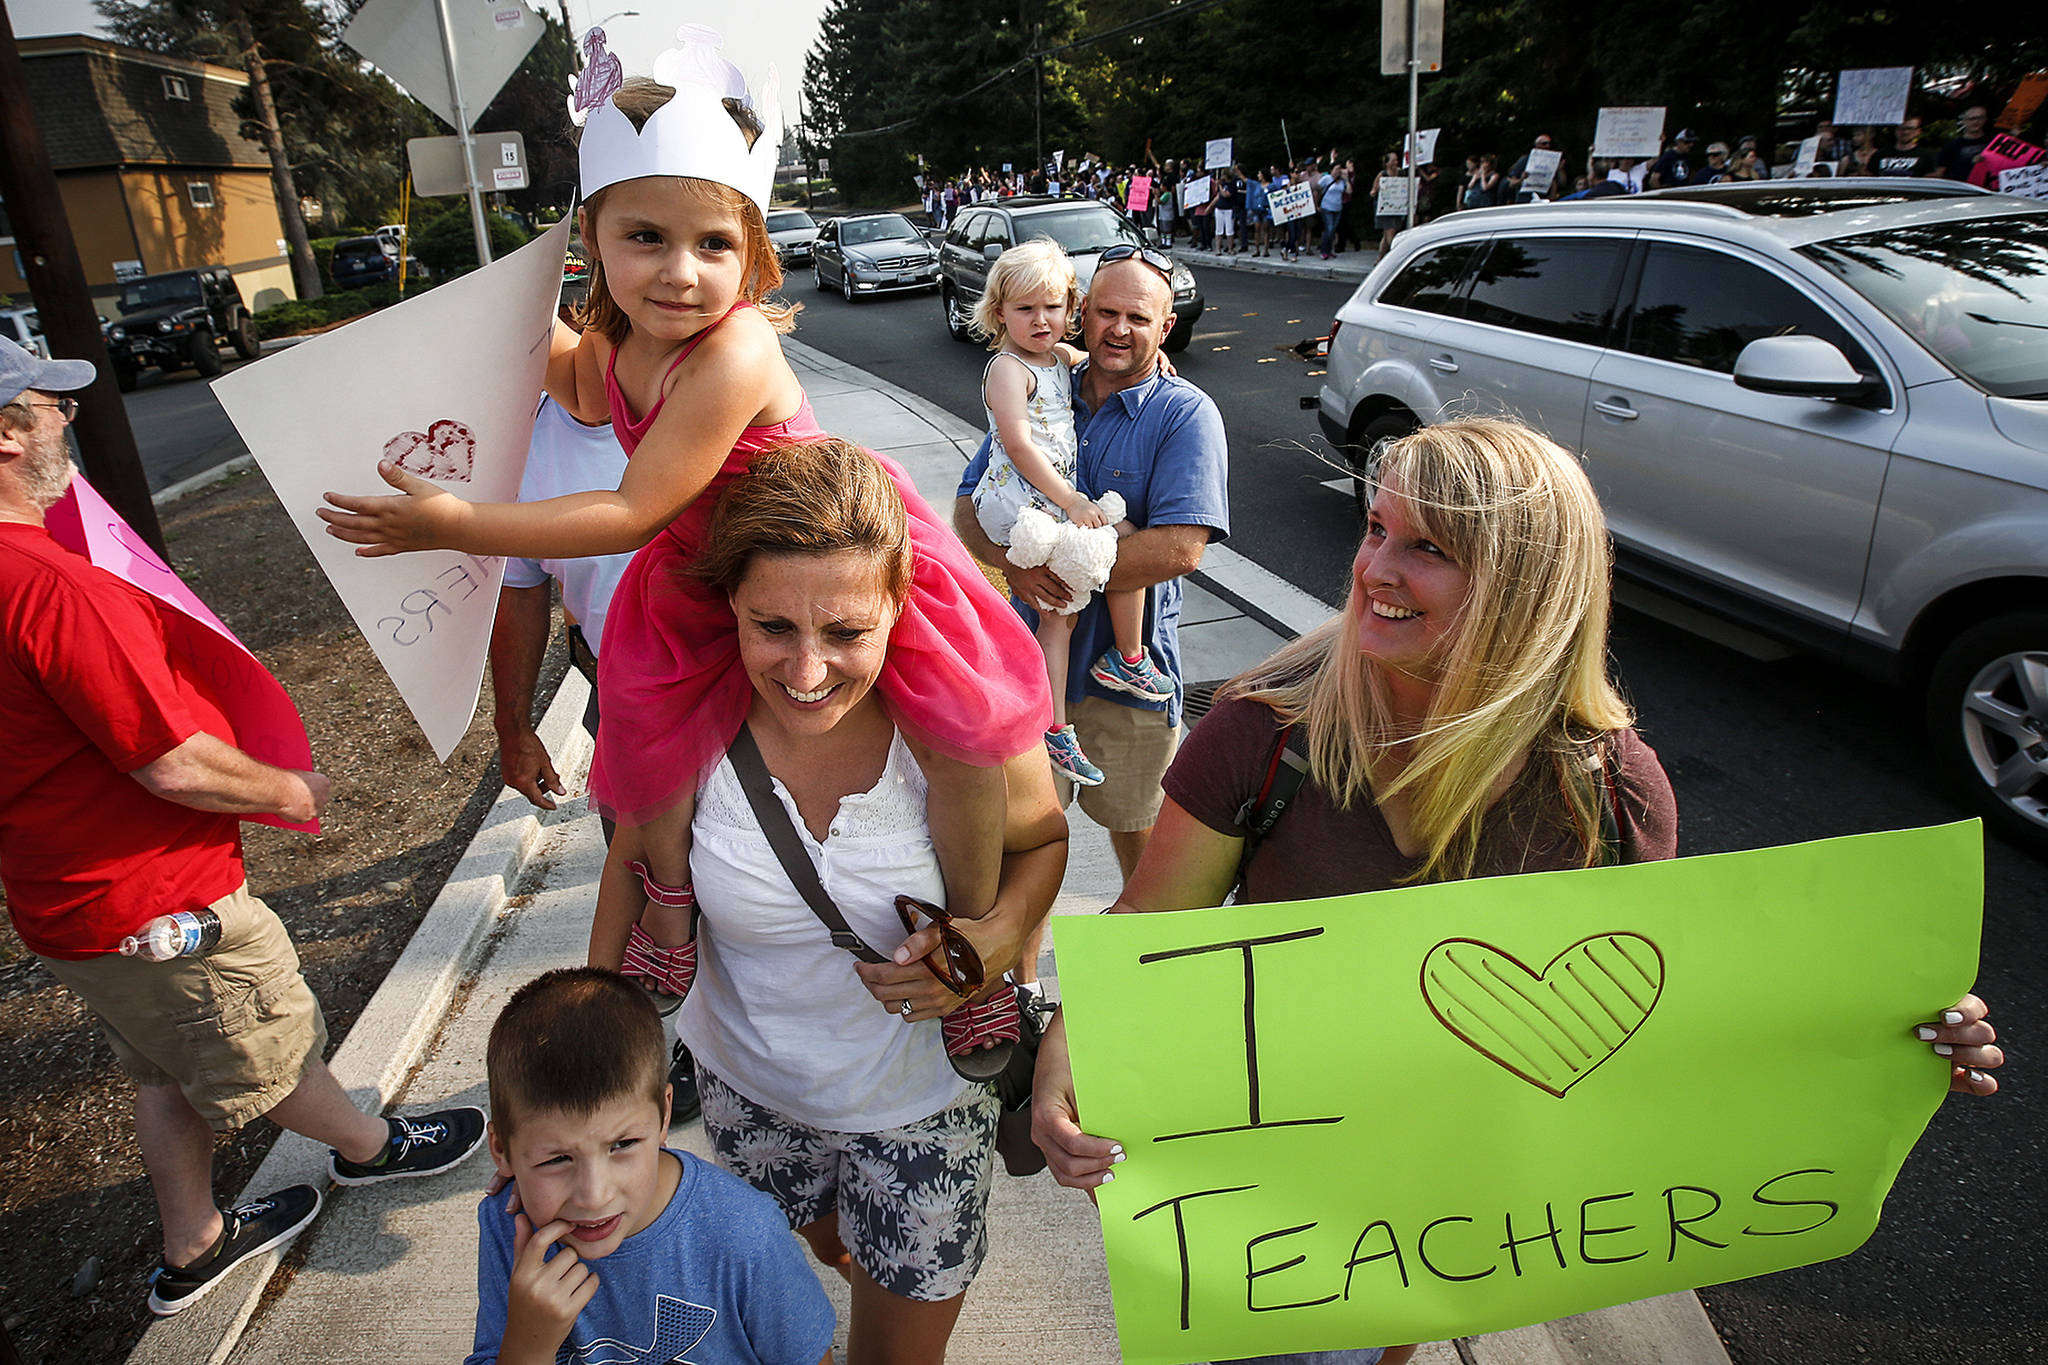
1127,174,1152,213
46,477,319,833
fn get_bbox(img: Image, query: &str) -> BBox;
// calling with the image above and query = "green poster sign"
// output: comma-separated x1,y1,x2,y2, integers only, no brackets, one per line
1056,823,1982,1364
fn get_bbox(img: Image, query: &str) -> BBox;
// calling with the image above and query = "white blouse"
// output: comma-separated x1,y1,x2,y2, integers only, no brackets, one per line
678,731,967,1132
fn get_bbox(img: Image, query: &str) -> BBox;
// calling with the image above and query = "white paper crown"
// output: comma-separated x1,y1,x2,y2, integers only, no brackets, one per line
573,24,781,214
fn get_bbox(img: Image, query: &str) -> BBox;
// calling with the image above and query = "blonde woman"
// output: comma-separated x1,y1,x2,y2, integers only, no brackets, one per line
1029,418,2001,1365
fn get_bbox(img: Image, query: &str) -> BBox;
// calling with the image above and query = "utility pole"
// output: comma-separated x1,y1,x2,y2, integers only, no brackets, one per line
0,0,164,554
1033,22,1044,177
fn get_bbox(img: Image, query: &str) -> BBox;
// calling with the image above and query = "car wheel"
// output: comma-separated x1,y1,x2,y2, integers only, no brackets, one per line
842,273,856,303
943,284,972,341
191,330,223,378
813,262,829,292
113,359,138,393
1347,413,1417,515
1925,610,2048,854
231,313,259,359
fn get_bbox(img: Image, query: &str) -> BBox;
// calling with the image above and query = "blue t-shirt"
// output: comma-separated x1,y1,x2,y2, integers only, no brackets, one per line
465,1149,835,1365
1244,178,1270,214
959,365,1229,729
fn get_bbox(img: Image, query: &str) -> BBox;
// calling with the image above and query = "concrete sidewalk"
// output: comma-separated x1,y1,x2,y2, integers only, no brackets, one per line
128,340,1729,1365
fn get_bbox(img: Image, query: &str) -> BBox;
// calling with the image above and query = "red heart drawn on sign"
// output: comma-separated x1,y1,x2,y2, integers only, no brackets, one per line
382,419,476,483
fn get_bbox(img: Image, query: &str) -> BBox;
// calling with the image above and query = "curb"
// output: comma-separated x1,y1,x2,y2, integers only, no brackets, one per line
153,454,255,507
1174,246,1377,285
124,670,593,1365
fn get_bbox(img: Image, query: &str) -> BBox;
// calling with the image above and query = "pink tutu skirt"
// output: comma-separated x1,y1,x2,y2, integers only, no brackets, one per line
588,401,1052,827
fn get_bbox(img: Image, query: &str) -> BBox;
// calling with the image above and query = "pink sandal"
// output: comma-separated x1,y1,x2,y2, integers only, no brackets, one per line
622,861,697,1008
942,985,1022,1081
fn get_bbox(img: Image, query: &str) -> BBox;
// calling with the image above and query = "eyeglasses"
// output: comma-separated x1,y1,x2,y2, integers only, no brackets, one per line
21,398,79,425
1098,243,1175,281
895,896,988,998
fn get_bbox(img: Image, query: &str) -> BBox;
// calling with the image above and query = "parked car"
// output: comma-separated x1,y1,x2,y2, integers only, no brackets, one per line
810,213,939,301
0,306,48,359
104,266,259,390
331,235,428,290
767,208,820,268
1313,180,2048,851
936,195,1201,353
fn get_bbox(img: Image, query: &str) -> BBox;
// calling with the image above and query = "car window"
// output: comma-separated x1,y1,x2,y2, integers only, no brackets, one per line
117,275,202,312
1458,237,1628,345
955,212,987,250
1011,206,1140,255
842,216,919,247
766,211,815,232
1626,242,1878,379
1801,213,2048,400
1378,240,1484,315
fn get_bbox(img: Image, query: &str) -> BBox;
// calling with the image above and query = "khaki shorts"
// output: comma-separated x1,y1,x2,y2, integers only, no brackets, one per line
1062,695,1181,832
40,884,329,1132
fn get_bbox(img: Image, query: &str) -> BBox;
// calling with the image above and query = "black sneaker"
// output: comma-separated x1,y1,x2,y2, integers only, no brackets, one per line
669,1040,702,1125
327,1107,487,1186
146,1184,322,1316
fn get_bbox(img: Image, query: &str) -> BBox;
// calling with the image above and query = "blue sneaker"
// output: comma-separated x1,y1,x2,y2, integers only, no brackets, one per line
1090,648,1174,703
328,1107,486,1185
1044,725,1105,786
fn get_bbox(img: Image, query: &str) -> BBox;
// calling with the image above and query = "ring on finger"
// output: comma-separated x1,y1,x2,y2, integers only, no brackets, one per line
899,998,914,1017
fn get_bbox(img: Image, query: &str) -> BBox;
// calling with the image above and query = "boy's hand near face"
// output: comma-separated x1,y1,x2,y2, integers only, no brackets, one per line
499,1210,599,1365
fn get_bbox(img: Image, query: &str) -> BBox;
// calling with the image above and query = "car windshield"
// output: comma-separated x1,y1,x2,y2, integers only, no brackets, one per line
1801,213,2048,399
117,275,201,313
335,241,388,260
1015,207,1142,255
842,216,919,246
768,211,816,232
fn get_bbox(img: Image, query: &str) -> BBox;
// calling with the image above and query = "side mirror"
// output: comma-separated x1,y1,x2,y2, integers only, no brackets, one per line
1732,335,1875,400
982,242,1004,262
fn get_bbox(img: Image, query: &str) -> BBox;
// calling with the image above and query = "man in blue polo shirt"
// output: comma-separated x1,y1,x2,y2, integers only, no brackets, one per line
954,250,1229,881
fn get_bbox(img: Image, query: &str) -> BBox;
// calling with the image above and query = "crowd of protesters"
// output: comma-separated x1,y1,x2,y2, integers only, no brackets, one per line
911,102,2032,271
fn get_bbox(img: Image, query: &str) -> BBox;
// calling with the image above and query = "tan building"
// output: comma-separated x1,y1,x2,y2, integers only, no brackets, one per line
0,35,296,312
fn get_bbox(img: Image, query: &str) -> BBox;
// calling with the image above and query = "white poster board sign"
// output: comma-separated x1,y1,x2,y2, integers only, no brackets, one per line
1593,106,1666,158
342,0,541,132
2001,163,2048,199
1833,67,1913,127
1376,178,1412,218
1402,127,1440,167
210,218,572,760
1180,174,1213,209
1794,135,1822,177
1271,183,1318,223
1205,137,1234,171
1521,146,1563,196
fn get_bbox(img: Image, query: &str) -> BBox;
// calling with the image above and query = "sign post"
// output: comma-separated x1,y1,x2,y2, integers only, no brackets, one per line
432,0,493,268
1382,0,1444,228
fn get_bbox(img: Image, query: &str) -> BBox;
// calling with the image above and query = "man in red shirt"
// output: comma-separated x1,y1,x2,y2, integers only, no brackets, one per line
0,338,485,1317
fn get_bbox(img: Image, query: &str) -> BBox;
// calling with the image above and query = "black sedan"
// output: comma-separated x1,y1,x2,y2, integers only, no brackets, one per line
810,213,940,302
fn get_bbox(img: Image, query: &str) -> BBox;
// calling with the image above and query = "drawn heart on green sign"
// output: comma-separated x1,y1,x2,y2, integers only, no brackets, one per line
1420,934,1664,1098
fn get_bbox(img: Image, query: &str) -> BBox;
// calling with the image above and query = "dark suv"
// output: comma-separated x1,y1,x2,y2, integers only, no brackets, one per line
331,235,427,290
937,196,1202,353
105,267,258,390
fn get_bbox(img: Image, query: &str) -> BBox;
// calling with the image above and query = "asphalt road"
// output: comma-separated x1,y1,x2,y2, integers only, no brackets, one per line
109,264,2043,1363
789,261,2047,1365
111,351,261,493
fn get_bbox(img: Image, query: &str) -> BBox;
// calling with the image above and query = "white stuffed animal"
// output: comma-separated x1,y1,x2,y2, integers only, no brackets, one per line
1004,491,1126,616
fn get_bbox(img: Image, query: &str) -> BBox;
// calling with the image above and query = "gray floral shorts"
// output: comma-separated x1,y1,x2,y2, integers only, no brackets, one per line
696,1065,1001,1302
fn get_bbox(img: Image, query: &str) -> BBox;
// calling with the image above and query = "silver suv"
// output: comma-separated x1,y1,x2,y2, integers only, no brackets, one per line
1315,181,2048,852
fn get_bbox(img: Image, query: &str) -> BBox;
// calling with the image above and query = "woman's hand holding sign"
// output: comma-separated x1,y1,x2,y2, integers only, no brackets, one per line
1927,994,2001,1095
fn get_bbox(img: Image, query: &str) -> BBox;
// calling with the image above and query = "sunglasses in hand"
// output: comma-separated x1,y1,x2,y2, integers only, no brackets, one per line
895,895,988,998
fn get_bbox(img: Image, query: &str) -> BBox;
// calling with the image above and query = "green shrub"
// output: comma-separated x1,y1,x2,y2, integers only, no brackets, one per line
310,235,347,290
412,204,531,278
254,276,438,340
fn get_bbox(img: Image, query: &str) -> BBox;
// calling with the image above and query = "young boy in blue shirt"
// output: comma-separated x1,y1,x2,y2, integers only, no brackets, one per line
467,968,835,1365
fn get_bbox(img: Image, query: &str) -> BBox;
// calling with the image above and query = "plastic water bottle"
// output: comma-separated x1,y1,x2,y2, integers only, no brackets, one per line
118,909,223,961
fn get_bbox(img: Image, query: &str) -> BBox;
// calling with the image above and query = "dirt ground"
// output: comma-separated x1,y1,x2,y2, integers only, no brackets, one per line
0,465,566,1364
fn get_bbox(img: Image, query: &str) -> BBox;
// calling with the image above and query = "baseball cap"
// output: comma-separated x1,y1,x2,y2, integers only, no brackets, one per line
0,336,95,409
1707,142,1730,156
1675,128,1698,142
